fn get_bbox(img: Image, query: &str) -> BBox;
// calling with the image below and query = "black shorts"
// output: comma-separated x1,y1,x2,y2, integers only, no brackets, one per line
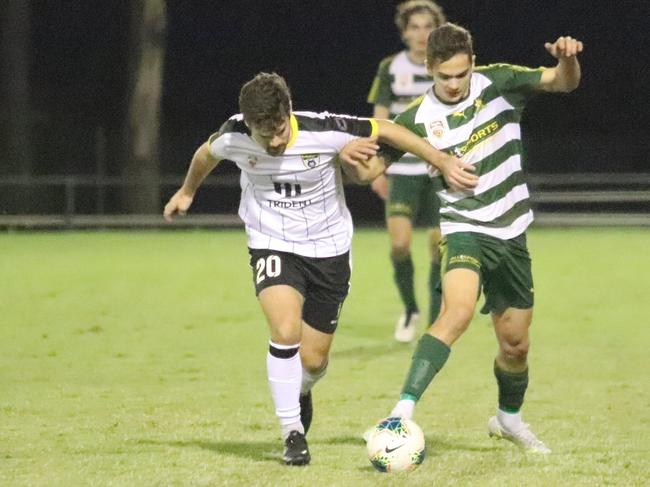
248,248,351,334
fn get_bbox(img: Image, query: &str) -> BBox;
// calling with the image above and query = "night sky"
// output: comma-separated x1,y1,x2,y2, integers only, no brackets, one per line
10,1,650,183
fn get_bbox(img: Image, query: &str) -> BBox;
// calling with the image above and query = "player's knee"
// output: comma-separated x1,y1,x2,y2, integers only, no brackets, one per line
301,351,328,374
390,243,410,260
269,323,302,346
500,338,529,362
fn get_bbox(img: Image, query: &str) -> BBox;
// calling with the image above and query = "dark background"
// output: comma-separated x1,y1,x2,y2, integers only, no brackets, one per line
2,0,649,215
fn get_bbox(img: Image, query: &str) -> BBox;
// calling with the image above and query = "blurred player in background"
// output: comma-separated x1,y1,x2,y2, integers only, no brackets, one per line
164,72,476,465
367,0,447,343
374,23,583,453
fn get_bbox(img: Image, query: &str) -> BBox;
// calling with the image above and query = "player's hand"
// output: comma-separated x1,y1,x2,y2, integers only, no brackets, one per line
338,137,379,168
163,188,194,222
370,174,389,201
545,36,583,59
438,154,478,192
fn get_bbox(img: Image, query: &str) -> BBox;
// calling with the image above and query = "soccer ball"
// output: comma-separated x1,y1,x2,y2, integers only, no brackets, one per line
366,416,426,472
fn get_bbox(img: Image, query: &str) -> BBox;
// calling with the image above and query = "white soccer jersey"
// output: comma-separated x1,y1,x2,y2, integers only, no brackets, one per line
208,111,378,258
368,50,433,176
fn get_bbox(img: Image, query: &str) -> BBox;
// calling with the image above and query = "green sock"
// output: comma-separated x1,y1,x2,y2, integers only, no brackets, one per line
428,261,442,324
494,361,529,413
391,254,418,313
400,334,450,400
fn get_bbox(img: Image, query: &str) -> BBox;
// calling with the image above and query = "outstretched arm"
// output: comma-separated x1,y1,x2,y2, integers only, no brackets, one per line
373,119,478,191
163,142,221,222
539,36,583,93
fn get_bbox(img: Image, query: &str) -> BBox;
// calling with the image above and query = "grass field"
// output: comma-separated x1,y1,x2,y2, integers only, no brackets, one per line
1,228,649,486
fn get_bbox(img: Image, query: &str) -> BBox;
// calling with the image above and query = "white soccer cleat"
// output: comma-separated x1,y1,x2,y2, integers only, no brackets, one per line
488,416,551,454
394,311,420,343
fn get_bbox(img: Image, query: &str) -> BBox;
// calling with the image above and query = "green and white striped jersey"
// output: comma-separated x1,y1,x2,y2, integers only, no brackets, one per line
382,63,544,239
368,51,433,175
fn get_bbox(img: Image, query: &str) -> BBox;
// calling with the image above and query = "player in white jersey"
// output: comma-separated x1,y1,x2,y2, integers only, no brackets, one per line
163,72,477,465
367,24,583,453
367,0,447,342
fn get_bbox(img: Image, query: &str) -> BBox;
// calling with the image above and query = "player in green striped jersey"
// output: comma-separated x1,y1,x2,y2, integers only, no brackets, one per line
378,23,583,453
367,1,447,343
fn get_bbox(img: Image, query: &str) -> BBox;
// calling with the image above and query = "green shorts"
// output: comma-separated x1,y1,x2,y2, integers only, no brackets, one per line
439,231,534,314
386,174,441,227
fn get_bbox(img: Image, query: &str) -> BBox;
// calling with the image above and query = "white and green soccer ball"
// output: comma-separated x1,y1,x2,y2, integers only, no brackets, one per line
366,416,426,472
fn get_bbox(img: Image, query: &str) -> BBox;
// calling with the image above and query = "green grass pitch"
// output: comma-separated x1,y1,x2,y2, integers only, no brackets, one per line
1,228,649,486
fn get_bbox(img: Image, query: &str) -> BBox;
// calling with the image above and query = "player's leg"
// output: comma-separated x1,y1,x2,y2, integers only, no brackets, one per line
488,307,549,453
250,249,310,465
424,176,443,324
298,323,334,435
386,174,421,342
391,233,481,419
427,226,442,323
298,251,351,434
482,234,549,453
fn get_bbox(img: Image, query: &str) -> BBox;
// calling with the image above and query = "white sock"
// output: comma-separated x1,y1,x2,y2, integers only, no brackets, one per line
267,341,303,439
390,399,415,420
301,364,327,395
497,409,523,431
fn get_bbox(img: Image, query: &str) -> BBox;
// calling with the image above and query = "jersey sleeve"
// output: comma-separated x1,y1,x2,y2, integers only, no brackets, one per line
207,116,246,160
367,57,393,107
479,63,545,108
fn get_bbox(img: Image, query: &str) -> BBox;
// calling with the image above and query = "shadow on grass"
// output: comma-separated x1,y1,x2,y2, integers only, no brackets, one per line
135,438,280,463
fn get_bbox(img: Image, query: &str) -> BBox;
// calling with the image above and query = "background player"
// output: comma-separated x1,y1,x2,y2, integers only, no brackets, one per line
367,0,447,342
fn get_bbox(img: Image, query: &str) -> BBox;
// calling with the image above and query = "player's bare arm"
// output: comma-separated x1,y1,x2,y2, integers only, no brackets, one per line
539,36,583,93
374,119,478,191
163,142,221,222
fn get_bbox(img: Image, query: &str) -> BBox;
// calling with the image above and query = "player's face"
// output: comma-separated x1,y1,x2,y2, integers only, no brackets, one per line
429,53,474,104
250,117,292,156
403,12,436,57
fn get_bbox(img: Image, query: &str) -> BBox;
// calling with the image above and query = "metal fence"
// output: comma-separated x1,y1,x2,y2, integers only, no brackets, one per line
1,173,649,229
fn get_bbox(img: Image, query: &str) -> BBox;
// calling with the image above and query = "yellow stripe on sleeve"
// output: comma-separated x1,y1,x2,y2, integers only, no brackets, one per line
369,118,379,138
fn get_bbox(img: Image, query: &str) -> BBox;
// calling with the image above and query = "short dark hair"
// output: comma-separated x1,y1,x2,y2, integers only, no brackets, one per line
395,0,446,33
427,22,474,66
238,72,291,129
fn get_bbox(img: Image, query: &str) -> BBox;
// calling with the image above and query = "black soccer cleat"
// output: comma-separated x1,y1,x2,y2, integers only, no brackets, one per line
299,391,313,434
282,430,311,466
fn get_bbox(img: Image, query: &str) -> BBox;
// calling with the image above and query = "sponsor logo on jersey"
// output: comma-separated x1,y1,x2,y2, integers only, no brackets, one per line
301,153,320,168
248,155,258,167
449,121,500,158
267,199,313,209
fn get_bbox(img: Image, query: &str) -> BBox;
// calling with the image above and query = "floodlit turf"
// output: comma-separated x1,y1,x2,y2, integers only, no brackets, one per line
1,228,649,486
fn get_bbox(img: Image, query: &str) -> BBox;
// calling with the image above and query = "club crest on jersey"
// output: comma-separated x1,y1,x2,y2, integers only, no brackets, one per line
428,120,445,138
248,155,258,167
301,153,320,168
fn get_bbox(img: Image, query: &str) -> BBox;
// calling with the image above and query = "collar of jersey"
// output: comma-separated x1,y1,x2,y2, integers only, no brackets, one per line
286,113,299,149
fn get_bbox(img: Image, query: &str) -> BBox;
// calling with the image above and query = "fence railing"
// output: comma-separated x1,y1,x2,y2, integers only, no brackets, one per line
1,173,649,228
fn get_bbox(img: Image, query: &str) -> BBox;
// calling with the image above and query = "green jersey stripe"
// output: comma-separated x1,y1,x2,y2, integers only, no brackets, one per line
474,139,521,177
442,197,531,228
443,170,525,212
